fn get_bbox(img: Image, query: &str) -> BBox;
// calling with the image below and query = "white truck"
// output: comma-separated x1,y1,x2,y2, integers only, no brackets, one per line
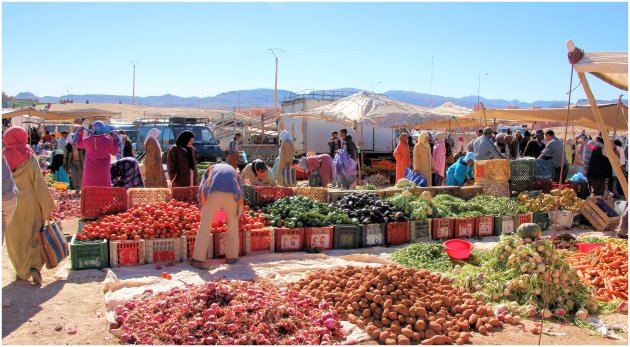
280,115,395,156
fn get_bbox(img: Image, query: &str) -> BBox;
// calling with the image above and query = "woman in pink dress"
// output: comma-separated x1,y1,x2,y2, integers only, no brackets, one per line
74,121,120,187
432,132,447,186
301,153,334,187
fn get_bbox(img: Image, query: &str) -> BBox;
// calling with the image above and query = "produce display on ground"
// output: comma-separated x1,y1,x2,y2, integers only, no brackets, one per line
262,196,358,227
567,242,628,302
113,280,344,345
450,225,593,317
517,189,584,213
550,233,578,251
364,173,390,186
49,187,81,220
391,243,455,274
333,192,408,224
292,264,505,345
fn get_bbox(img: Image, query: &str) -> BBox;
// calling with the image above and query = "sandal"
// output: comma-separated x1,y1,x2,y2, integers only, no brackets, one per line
190,259,212,270
30,269,42,285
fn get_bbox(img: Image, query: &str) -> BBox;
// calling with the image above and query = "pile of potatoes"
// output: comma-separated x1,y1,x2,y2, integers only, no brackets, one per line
291,265,500,345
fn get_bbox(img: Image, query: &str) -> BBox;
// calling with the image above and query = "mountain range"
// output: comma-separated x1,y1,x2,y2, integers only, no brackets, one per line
14,89,624,109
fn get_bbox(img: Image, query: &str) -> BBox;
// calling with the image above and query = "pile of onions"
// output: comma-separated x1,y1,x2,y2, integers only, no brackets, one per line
49,188,81,220
291,265,500,345
112,280,344,345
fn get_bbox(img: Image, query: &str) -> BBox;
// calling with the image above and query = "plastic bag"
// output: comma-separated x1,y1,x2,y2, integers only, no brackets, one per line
547,210,574,230
404,167,428,187
570,172,587,183
333,150,357,178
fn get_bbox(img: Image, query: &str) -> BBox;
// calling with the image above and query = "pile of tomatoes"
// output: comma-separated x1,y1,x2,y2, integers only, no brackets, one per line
77,202,273,241
236,206,271,232
77,200,201,241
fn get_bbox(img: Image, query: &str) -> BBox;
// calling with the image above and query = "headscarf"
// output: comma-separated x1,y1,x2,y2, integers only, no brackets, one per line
418,132,430,148
435,132,446,142
92,121,107,135
464,152,475,163
279,130,292,143
144,128,161,146
3,126,35,171
175,130,195,169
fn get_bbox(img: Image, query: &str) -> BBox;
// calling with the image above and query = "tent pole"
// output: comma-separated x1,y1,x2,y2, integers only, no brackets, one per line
577,72,628,198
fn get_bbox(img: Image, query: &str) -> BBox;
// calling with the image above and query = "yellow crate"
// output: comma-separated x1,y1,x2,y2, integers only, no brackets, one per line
474,159,510,182
127,188,172,208
475,181,510,198
293,187,329,203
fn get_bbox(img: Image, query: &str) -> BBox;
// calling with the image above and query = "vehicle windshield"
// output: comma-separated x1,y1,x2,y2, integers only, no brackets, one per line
173,126,217,145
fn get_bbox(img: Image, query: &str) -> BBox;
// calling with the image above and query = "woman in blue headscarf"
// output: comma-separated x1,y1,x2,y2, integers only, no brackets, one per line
74,121,121,187
445,152,475,186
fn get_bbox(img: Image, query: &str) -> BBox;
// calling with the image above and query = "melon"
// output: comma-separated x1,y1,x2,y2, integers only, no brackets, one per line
516,223,542,239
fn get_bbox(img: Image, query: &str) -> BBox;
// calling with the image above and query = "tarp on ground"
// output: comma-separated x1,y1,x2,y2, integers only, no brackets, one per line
285,91,462,128
1,107,118,121
411,103,628,131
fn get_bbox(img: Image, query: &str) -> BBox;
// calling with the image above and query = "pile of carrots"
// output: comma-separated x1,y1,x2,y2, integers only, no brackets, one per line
567,243,628,302
372,160,396,170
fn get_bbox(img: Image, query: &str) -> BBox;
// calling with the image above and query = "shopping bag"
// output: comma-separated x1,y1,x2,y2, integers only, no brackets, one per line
39,220,69,269
404,167,428,187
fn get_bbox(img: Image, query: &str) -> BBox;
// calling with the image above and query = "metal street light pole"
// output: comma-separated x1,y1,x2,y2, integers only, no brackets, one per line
269,48,285,130
130,60,140,106
371,81,381,93
477,73,488,110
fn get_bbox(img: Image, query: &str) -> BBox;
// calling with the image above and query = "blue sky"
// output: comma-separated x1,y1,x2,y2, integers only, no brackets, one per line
2,2,628,103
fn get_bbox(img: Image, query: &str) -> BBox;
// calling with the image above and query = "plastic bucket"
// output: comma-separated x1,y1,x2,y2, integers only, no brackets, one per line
444,239,474,259
576,243,605,253
213,209,227,223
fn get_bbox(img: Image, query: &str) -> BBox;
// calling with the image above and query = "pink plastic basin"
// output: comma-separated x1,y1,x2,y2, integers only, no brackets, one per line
213,209,227,223
577,243,605,253
444,239,474,259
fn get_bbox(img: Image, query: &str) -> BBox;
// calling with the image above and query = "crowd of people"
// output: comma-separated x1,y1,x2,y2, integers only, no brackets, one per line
2,120,628,276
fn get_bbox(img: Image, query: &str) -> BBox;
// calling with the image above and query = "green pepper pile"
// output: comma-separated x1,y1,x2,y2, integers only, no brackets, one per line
262,196,359,228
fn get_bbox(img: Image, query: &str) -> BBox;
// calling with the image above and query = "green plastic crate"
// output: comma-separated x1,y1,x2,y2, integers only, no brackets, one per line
533,212,549,231
69,235,109,270
494,215,517,235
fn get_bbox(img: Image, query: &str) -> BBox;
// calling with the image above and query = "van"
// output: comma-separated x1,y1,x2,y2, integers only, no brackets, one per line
131,118,223,162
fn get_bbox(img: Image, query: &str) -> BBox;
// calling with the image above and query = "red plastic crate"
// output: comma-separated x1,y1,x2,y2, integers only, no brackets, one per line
431,218,454,240
386,222,410,246
245,228,275,255
255,186,294,207
475,216,495,237
516,213,533,228
304,226,334,251
80,187,128,218
127,188,171,208
454,218,476,238
274,228,305,252
171,186,200,205
109,239,146,267
212,232,246,258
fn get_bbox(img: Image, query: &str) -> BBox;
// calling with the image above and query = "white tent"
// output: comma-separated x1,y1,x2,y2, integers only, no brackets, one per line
568,40,628,198
286,91,459,128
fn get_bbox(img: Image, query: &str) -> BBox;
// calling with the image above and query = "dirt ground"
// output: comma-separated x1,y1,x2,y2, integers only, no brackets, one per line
2,219,628,345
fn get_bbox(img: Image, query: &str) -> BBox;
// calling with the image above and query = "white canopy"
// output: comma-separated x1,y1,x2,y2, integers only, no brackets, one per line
2,107,118,121
573,51,628,90
285,91,462,128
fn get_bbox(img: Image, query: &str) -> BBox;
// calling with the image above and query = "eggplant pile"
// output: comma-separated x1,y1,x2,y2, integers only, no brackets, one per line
332,192,408,224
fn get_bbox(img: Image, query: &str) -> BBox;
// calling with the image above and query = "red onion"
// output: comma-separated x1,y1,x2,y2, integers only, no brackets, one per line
323,319,336,330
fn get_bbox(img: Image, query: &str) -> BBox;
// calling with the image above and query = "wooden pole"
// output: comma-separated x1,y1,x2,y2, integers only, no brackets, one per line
577,72,628,198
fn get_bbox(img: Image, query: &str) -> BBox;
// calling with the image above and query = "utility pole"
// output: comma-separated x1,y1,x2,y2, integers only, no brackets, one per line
130,60,140,106
477,73,488,110
65,87,69,102
430,55,434,108
269,48,285,130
